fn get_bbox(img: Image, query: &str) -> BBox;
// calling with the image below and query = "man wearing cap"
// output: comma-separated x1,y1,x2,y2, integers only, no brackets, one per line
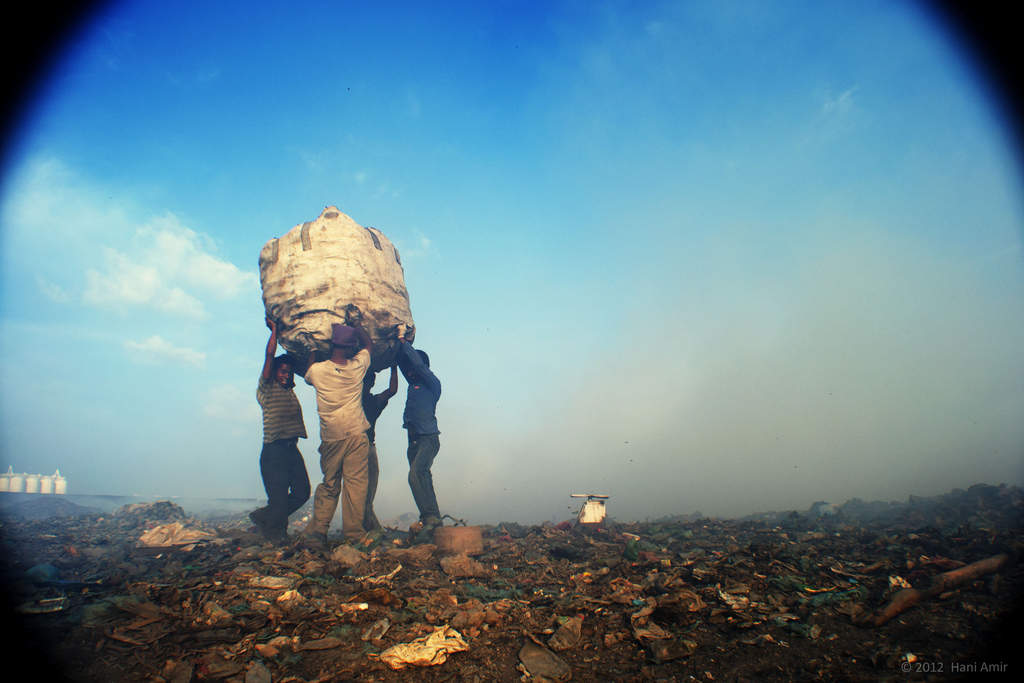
299,321,374,549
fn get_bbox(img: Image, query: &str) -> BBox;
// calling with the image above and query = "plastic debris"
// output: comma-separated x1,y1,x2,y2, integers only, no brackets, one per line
378,625,469,669
330,543,365,567
353,562,403,586
888,575,912,590
0,483,1019,681
116,500,187,523
136,521,216,549
549,614,584,651
295,636,344,651
275,589,305,607
338,601,370,613
249,575,295,589
519,639,572,681
244,660,272,683
648,637,698,663
440,552,489,578
361,617,391,641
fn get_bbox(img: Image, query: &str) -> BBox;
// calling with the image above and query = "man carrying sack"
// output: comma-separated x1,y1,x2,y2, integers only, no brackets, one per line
298,321,373,550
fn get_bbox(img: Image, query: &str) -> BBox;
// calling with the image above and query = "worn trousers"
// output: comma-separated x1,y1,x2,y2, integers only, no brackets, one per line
257,438,310,536
407,433,441,522
364,442,381,531
306,433,369,540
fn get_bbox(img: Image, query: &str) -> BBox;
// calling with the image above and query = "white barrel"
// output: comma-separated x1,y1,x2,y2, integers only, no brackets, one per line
53,470,67,495
8,472,24,493
39,475,54,494
24,474,40,494
0,473,9,492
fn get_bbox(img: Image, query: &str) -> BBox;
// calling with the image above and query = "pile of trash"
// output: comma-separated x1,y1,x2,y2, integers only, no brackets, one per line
0,496,98,520
1,485,1021,681
115,500,188,524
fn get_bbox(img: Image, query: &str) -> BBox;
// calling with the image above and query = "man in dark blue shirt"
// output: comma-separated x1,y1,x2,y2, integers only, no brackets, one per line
396,327,442,537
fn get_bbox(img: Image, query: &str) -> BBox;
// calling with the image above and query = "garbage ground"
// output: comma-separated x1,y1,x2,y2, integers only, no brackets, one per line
1,484,1021,682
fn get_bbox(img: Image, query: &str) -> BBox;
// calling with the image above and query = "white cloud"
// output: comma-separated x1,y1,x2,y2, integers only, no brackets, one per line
78,214,255,318
397,230,437,260
800,85,862,147
139,214,256,298
202,383,259,423
84,249,160,304
297,148,327,172
1,156,130,241
36,276,71,303
342,169,396,198
84,247,208,318
160,286,208,318
371,183,401,200
124,335,206,366
822,86,857,116
2,157,257,320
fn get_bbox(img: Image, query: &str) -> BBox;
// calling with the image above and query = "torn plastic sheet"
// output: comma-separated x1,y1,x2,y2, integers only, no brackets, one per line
378,625,469,669
136,522,216,550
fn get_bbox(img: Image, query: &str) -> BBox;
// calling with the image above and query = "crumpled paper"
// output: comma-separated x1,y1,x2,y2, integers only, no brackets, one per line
137,522,216,550
378,625,469,670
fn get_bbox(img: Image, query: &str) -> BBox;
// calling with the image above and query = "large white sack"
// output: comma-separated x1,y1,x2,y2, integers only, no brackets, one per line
259,206,414,371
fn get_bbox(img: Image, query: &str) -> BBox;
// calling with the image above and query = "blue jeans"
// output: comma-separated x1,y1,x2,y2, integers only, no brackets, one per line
407,433,440,522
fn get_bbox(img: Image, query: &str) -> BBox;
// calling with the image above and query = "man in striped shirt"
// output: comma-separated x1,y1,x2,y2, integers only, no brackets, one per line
251,317,310,542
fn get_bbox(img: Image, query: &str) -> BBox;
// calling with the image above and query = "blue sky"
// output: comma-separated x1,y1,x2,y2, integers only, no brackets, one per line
1,0,1022,523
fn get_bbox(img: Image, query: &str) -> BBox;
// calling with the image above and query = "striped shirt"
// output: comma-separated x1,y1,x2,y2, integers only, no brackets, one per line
257,375,307,443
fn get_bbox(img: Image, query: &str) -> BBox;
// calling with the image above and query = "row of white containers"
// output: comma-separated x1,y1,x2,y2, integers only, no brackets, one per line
0,466,67,494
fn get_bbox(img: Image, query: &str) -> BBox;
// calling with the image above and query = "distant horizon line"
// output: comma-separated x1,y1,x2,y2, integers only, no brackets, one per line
0,492,260,502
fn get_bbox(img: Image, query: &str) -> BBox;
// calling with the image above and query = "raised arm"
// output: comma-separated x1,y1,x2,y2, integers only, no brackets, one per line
344,304,374,361
261,316,278,381
355,324,373,359
398,339,440,393
381,363,399,400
